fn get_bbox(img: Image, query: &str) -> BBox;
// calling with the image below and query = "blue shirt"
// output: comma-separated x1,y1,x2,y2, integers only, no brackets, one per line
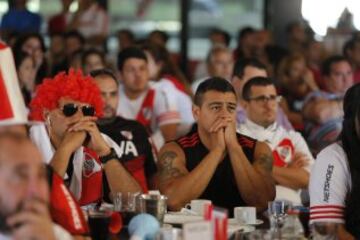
1,9,42,33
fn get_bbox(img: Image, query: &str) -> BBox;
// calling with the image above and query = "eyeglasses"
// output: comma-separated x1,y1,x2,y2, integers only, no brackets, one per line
246,95,282,104
61,103,95,117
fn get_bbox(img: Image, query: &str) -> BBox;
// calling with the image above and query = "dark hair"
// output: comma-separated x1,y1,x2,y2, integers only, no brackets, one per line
13,32,46,54
118,29,135,41
209,28,231,47
14,50,32,70
242,77,274,101
340,83,360,236
90,68,118,86
322,55,350,76
12,33,47,86
81,48,106,67
64,30,86,45
117,47,147,71
149,30,169,44
238,26,255,41
141,43,188,81
194,77,236,106
286,21,303,35
343,38,360,58
232,58,266,78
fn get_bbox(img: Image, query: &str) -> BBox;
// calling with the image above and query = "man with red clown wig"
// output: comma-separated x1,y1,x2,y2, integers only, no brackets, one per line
29,69,142,207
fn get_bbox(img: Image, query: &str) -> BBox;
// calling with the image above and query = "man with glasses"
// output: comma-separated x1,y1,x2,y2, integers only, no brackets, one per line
29,69,142,207
238,77,314,205
157,77,275,215
231,58,293,130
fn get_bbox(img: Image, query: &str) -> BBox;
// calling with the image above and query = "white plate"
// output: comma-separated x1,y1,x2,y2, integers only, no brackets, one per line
228,218,264,226
164,213,203,225
164,214,256,237
227,224,255,235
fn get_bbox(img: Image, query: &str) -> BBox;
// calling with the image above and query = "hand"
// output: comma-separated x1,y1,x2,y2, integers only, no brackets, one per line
304,69,319,91
288,152,309,169
58,129,87,155
68,116,110,156
7,198,56,240
209,117,228,154
224,118,238,148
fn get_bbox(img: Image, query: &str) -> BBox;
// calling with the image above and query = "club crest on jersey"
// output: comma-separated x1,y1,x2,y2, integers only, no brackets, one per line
275,138,294,164
142,107,152,120
83,152,102,177
120,130,133,140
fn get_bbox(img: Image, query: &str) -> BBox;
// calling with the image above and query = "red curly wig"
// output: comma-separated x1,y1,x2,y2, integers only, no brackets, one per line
29,69,104,121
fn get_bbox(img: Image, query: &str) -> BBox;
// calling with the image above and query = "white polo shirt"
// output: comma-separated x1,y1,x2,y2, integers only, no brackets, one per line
238,119,314,204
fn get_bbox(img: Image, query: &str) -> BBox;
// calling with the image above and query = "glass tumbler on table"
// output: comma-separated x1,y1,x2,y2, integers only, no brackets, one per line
113,192,138,226
268,200,292,238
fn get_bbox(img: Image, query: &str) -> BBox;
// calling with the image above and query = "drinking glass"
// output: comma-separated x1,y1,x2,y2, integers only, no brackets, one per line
112,192,138,226
268,200,292,237
139,193,168,225
88,209,112,240
155,227,182,240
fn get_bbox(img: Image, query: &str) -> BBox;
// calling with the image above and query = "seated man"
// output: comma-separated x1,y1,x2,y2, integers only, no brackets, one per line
231,58,293,130
0,124,89,237
0,132,72,240
91,68,157,192
29,69,142,207
302,56,353,155
117,47,181,150
157,77,275,215
309,83,360,239
238,77,314,205
192,45,234,93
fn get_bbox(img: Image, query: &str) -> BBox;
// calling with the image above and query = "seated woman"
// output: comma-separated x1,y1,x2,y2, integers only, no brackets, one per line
309,83,360,239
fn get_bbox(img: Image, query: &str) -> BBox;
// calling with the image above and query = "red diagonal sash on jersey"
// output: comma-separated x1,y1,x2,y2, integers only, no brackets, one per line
136,89,155,133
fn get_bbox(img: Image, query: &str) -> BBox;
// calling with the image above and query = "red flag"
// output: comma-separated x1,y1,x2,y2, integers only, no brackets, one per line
0,42,27,126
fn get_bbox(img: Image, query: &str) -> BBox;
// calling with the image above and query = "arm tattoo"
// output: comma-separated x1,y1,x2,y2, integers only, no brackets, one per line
158,151,185,181
257,153,273,172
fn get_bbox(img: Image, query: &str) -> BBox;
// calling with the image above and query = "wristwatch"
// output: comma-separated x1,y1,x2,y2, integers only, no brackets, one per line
99,148,118,164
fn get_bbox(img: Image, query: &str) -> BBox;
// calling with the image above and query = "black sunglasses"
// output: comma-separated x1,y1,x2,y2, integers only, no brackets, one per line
61,103,95,117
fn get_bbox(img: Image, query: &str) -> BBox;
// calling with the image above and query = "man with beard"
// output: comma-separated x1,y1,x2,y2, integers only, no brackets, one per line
0,132,72,240
91,69,157,191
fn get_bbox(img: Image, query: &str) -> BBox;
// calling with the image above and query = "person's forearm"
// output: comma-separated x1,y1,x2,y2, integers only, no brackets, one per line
50,147,72,177
273,167,309,189
159,149,223,210
338,224,355,240
103,159,142,196
160,124,178,142
228,143,275,211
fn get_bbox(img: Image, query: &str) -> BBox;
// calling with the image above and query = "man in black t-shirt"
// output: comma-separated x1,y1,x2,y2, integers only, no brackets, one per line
157,77,275,214
91,69,157,193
